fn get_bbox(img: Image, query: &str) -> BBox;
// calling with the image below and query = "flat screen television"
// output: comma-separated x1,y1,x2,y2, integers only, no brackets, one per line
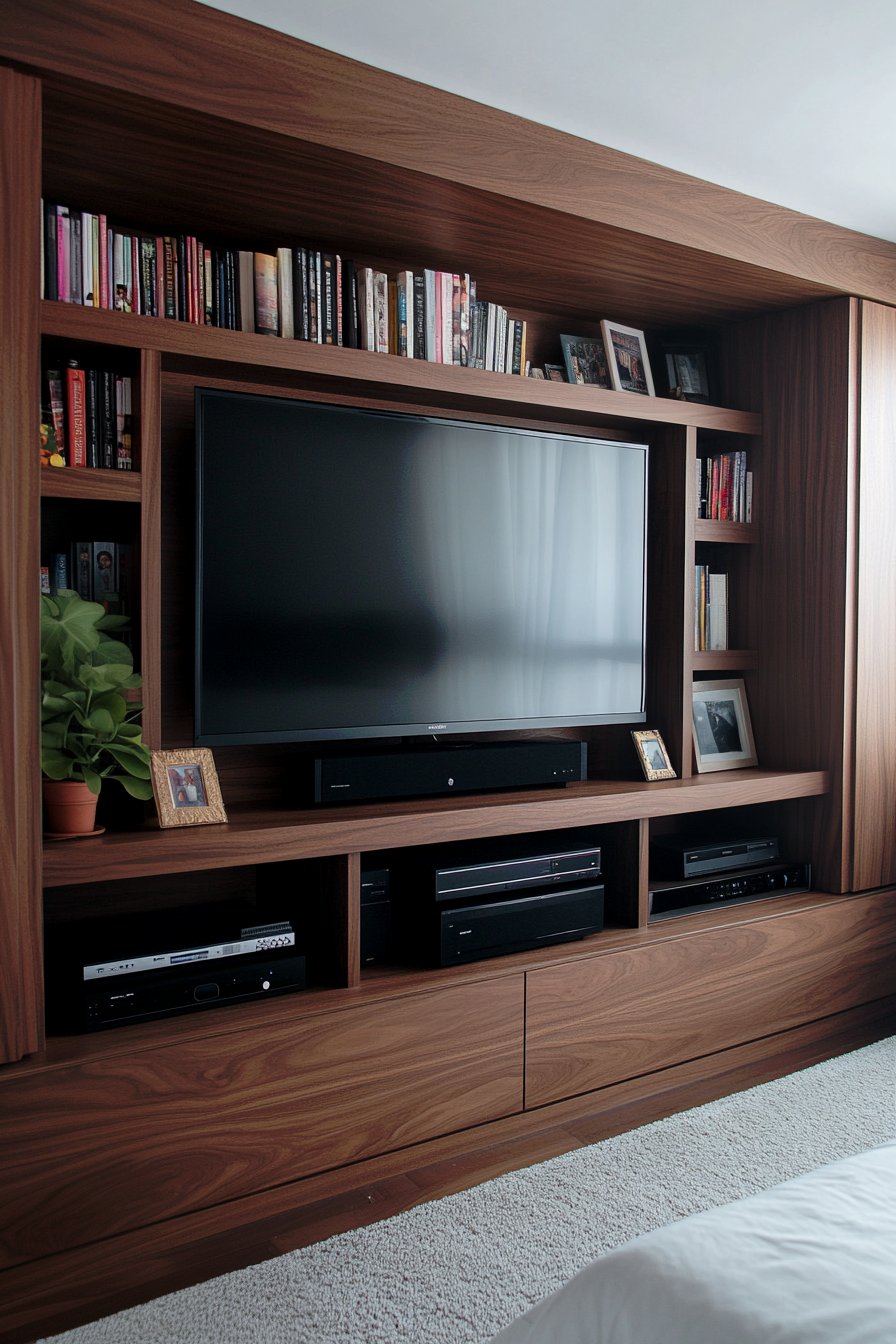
194,390,648,746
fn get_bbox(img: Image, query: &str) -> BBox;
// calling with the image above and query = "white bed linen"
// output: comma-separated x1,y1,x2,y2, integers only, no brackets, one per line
490,1139,896,1343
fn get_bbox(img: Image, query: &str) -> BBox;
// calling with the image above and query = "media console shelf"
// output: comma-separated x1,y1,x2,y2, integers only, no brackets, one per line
3,5,896,1340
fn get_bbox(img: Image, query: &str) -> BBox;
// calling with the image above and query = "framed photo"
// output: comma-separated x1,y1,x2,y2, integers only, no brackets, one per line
632,729,676,781
150,747,228,827
544,362,567,382
691,679,758,773
600,320,655,396
559,334,612,388
663,342,712,403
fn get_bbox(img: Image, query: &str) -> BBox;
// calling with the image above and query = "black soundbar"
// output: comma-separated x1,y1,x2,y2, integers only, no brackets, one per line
314,740,587,804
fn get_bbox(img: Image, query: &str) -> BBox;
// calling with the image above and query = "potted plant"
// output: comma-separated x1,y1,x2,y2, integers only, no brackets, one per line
40,588,153,835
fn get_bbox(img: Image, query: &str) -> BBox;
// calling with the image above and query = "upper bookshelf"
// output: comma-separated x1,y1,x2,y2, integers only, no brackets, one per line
41,302,761,436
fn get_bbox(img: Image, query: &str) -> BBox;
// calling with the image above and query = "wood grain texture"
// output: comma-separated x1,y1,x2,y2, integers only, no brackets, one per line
138,349,163,746
0,976,523,1267
1,992,892,1344
0,69,43,1063
40,770,829,888
852,302,896,889
720,299,856,892
525,888,896,1108
3,1,896,308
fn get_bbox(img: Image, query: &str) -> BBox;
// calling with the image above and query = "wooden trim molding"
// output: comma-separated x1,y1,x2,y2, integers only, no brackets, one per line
2,0,896,306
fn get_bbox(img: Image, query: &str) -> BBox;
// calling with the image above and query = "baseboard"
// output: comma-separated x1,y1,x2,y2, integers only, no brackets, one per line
2,994,893,1344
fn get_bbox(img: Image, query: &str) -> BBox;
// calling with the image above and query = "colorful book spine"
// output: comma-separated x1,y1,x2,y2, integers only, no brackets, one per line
65,362,87,467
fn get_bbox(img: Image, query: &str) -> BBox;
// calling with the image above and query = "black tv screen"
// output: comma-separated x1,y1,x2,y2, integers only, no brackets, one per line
195,390,648,745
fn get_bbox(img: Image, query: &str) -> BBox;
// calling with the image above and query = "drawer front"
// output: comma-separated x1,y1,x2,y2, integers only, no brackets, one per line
525,892,896,1109
0,975,523,1267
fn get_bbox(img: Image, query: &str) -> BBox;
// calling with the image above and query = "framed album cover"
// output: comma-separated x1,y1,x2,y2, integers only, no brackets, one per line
559,334,612,388
600,320,655,396
150,747,228,827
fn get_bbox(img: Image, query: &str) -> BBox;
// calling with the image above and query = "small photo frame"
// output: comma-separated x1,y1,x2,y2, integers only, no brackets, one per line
632,729,676,781
544,362,567,382
691,678,758,773
150,747,228,827
600,320,655,396
559,334,611,388
664,342,712,403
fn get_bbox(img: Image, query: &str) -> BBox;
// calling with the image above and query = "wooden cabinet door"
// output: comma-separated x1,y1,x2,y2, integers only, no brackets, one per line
0,975,523,1267
852,301,896,890
525,892,896,1109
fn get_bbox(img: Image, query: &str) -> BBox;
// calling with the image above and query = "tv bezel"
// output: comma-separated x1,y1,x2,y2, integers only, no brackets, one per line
194,389,649,747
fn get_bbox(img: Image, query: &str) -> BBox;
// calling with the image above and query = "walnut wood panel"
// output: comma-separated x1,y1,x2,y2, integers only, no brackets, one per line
2,995,893,1344
41,770,829,888
852,302,896,889
0,69,43,1063
0,976,523,1267
3,2,896,308
39,466,143,502
720,299,856,892
138,348,162,746
525,889,896,1108
645,425,693,776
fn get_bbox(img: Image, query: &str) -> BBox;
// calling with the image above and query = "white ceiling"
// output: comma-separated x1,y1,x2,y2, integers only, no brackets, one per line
199,0,896,245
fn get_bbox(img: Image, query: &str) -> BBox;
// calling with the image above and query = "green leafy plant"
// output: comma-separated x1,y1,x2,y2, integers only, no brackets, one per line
40,589,153,799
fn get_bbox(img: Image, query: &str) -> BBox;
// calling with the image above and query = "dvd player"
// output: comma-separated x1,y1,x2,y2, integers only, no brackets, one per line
650,835,779,879
434,845,601,901
437,883,605,965
69,952,307,1031
648,861,811,921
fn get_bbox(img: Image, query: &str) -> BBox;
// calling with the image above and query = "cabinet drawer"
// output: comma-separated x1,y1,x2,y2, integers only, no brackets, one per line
0,975,524,1267
525,892,896,1109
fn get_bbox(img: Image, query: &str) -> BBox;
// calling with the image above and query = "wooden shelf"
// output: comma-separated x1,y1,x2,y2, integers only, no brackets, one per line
42,770,829,887
41,302,761,436
694,649,759,671
695,519,754,543
40,466,141,502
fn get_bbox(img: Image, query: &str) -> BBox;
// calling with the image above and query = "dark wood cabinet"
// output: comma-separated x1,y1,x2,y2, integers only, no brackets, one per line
1,4,896,1339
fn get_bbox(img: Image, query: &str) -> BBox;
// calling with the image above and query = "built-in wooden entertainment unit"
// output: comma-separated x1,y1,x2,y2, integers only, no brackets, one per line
2,3,896,1338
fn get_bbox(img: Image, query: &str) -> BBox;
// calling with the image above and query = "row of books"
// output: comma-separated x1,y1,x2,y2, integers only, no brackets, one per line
697,451,752,522
40,540,135,618
41,201,529,372
40,361,133,470
695,566,728,652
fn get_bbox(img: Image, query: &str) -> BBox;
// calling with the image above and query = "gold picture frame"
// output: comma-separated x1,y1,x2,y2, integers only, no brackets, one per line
150,747,228,828
632,729,677,781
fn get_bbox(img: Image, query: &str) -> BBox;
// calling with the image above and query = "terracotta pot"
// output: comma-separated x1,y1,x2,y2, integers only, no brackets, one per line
42,779,99,836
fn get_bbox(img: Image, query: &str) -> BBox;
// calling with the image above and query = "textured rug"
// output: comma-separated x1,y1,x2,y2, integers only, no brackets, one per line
41,1034,896,1344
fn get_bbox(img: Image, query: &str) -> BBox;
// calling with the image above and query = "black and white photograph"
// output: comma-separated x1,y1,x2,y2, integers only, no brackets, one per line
664,341,712,402
691,678,758,772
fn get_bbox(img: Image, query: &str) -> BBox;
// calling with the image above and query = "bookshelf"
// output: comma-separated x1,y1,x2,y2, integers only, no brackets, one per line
2,4,896,1338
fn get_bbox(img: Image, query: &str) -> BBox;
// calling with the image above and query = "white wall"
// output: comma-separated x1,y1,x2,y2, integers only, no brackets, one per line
199,0,896,242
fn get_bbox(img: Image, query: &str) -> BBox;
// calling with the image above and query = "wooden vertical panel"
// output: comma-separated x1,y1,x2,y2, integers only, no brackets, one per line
721,300,856,892
0,69,43,1062
646,425,693,776
139,348,162,746
852,302,896,889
